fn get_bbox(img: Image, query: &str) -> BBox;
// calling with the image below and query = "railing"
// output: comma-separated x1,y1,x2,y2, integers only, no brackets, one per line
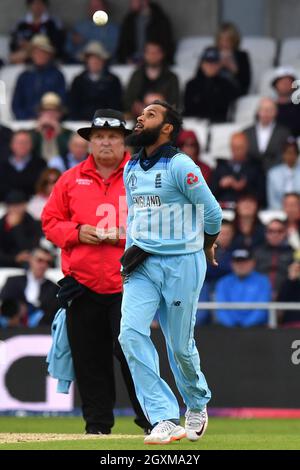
197,302,300,328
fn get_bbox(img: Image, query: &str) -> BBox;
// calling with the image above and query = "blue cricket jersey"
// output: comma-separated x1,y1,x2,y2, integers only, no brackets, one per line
124,143,222,255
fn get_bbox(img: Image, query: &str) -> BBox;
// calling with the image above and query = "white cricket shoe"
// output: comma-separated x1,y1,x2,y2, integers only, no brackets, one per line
185,407,208,441
144,420,186,445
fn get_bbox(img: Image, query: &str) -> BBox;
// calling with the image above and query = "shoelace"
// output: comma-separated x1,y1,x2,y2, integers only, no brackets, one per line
185,409,207,428
151,420,176,434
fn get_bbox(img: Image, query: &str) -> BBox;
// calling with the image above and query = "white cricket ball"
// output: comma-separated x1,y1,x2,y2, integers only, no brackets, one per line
93,10,108,26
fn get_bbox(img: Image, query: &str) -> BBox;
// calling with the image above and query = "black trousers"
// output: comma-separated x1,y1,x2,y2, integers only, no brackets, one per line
66,290,149,433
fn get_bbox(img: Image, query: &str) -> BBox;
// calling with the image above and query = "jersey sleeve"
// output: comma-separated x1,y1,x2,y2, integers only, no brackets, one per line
170,154,222,235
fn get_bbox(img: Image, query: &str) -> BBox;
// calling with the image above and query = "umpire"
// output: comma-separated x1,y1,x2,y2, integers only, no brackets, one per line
42,109,150,435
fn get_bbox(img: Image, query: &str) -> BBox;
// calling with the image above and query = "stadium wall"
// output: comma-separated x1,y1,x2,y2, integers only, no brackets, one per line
1,327,300,414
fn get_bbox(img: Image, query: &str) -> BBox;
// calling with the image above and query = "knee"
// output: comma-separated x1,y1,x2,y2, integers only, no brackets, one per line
119,326,140,356
172,344,190,364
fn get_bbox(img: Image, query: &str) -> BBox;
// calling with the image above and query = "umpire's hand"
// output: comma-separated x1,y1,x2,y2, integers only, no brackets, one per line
79,225,101,245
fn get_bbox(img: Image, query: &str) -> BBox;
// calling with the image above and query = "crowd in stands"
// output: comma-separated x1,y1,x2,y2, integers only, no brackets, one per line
1,0,300,329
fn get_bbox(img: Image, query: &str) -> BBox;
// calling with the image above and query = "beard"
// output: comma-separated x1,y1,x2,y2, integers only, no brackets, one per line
126,123,164,148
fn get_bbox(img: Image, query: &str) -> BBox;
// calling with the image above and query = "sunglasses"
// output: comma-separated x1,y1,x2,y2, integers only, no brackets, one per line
93,117,126,127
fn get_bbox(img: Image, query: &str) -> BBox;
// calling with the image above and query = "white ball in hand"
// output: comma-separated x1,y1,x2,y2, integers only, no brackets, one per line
93,10,108,26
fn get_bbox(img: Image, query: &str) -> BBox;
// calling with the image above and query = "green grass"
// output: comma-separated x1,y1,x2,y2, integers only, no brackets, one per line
1,417,300,450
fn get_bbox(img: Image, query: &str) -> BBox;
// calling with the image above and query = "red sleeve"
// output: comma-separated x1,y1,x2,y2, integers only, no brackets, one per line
41,177,80,250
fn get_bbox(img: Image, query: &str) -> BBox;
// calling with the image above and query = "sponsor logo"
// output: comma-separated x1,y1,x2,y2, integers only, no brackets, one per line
76,178,93,185
187,173,199,185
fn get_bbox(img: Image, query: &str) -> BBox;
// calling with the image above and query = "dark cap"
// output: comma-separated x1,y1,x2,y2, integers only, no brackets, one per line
232,248,253,262
282,135,299,154
77,109,132,141
201,47,220,63
5,190,28,205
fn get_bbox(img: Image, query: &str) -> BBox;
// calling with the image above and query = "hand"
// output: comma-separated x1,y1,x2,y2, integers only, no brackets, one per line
15,251,31,264
219,176,235,188
204,243,218,267
232,178,247,191
98,227,121,246
79,225,101,245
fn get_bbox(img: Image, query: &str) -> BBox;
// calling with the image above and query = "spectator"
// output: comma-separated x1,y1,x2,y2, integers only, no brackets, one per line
117,0,174,65
272,67,300,137
254,219,294,298
277,261,300,327
233,194,265,249
0,121,13,161
27,168,61,220
142,90,165,107
267,137,300,209
184,47,239,122
244,97,290,171
69,41,122,121
177,130,212,184
216,22,251,95
10,0,65,63
215,248,271,327
282,192,300,250
0,190,42,268
0,247,58,327
12,34,66,120
124,41,179,119
0,299,27,328
0,130,46,201
31,92,72,162
48,134,88,173
65,0,119,63
205,219,236,293
211,132,264,208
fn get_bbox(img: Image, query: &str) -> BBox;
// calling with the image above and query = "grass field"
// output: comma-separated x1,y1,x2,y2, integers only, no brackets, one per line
1,416,300,450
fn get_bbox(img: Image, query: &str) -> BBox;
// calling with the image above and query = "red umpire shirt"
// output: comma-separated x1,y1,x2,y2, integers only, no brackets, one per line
42,152,130,294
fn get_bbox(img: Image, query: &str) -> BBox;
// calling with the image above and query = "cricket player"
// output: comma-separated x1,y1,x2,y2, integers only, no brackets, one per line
119,100,222,444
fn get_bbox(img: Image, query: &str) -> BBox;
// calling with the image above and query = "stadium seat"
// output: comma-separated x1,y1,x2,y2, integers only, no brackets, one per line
0,268,24,290
241,37,277,93
171,65,195,92
258,209,286,225
110,64,136,88
209,123,245,160
9,120,35,130
0,64,26,123
64,121,90,132
279,38,300,67
0,35,10,63
182,118,209,150
46,268,63,284
233,94,261,124
59,65,84,86
175,36,213,72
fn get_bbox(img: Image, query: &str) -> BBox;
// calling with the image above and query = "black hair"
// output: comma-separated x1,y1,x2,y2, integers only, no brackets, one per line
151,100,183,142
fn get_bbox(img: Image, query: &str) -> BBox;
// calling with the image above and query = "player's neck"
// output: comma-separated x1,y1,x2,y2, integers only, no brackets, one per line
145,138,170,157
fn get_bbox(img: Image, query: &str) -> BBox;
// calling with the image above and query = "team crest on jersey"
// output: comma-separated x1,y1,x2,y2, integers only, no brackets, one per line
128,173,137,189
155,173,162,188
186,172,199,186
